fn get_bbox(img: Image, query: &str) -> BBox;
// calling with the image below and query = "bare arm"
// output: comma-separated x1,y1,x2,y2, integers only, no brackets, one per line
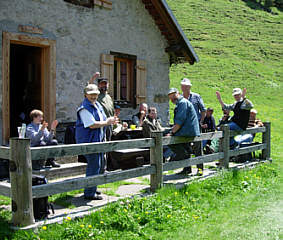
242,88,247,99
171,124,181,134
88,72,100,84
216,91,225,108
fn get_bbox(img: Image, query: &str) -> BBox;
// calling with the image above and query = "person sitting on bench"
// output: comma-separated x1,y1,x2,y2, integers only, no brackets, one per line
234,109,264,146
26,109,60,169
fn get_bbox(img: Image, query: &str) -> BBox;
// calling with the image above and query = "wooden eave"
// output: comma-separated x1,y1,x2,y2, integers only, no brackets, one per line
141,0,199,65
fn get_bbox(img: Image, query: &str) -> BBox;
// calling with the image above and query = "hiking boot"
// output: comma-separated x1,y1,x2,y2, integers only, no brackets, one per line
45,159,60,168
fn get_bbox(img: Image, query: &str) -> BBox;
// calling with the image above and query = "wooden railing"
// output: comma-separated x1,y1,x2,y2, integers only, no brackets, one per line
0,122,271,226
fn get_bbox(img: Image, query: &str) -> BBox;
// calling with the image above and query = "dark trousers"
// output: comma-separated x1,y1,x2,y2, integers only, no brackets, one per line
32,139,58,170
184,141,203,172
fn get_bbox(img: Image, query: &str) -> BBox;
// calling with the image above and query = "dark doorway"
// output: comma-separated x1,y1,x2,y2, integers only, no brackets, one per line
10,44,42,138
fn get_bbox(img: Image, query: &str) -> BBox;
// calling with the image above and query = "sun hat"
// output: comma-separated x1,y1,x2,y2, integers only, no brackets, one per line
180,78,192,86
84,84,100,95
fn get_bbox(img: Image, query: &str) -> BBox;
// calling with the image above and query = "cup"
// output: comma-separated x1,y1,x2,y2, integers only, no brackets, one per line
130,124,136,130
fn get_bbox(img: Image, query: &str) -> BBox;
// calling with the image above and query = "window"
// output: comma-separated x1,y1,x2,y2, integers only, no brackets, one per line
100,53,147,108
114,57,134,105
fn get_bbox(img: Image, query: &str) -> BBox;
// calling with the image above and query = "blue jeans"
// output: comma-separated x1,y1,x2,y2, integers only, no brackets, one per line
228,122,243,146
84,153,102,197
235,134,254,146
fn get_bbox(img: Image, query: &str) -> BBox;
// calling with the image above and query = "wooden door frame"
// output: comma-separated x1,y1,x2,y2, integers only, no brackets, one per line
2,31,56,144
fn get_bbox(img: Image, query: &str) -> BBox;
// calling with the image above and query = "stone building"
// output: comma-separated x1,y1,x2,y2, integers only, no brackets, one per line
0,0,198,145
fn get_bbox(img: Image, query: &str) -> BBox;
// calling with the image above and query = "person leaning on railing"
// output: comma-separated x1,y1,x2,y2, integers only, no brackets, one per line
75,84,118,201
216,87,254,148
167,88,200,173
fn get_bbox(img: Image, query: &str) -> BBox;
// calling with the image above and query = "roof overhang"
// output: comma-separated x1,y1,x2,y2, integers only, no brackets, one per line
141,0,199,65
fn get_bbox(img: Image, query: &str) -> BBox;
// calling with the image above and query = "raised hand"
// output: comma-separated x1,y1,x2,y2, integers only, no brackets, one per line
41,121,48,131
216,91,221,100
89,72,100,84
242,88,247,98
51,120,58,130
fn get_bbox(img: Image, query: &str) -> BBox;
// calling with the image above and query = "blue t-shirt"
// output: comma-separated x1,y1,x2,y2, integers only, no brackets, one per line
174,96,200,137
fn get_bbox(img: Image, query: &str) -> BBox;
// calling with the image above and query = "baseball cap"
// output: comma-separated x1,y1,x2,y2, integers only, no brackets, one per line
97,78,108,84
84,84,100,95
232,88,242,96
168,88,178,95
181,78,192,86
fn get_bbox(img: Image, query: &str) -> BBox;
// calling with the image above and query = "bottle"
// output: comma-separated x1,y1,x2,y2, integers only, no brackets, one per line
20,123,26,138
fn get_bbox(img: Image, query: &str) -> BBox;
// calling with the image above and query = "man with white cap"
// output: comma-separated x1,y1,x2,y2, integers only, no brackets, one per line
167,88,200,163
216,87,254,147
181,78,206,175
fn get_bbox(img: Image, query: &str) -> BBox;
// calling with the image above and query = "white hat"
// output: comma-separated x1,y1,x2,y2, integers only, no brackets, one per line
232,88,242,96
181,78,192,86
84,84,100,95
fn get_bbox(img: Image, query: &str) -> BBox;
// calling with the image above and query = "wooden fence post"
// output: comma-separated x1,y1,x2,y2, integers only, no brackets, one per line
150,131,163,192
262,122,271,160
10,138,34,226
219,125,230,168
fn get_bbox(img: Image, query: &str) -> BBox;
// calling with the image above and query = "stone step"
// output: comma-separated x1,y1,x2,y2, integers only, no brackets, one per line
32,162,86,180
55,156,78,164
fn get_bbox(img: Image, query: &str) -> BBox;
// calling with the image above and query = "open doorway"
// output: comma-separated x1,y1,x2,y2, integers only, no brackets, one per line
2,32,56,145
10,44,43,138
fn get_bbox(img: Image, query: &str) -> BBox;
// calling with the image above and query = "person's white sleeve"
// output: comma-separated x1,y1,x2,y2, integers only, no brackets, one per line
79,109,96,128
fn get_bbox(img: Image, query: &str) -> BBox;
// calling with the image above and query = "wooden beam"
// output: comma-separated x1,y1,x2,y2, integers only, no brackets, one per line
163,152,223,172
0,146,10,159
162,131,223,146
32,165,156,198
150,131,163,192
219,125,230,168
229,143,266,157
229,126,266,137
31,138,155,160
0,182,11,197
10,138,34,226
262,122,271,160
32,162,87,180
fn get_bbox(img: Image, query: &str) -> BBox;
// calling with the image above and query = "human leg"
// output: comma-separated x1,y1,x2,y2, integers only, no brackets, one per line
84,153,102,199
45,139,60,167
228,122,243,147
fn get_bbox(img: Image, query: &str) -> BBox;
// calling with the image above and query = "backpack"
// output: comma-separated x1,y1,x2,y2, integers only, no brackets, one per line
32,175,54,220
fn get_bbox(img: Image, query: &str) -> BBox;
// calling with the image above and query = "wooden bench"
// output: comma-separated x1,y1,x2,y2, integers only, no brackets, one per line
109,148,150,170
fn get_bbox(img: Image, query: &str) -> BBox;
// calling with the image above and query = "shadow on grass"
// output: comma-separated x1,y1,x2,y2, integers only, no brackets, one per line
242,0,283,13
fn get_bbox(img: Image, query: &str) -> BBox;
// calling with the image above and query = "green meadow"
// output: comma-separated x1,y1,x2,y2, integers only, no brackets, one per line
0,0,282,239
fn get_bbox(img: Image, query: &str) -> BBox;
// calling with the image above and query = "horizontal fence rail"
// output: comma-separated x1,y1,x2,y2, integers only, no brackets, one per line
0,146,10,159
31,138,155,160
0,123,271,227
32,165,156,198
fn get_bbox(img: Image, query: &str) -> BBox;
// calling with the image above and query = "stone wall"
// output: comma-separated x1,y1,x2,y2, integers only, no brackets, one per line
0,0,171,144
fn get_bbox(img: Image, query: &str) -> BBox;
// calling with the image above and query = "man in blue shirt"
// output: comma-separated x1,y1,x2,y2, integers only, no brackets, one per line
167,88,200,162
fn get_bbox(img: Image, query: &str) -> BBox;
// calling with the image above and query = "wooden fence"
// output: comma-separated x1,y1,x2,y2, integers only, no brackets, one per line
0,122,271,226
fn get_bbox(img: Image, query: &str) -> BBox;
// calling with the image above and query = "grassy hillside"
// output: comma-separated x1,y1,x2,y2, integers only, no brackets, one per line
167,0,283,162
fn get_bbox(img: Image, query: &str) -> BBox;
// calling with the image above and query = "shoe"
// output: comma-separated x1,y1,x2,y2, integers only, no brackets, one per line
177,167,192,175
84,195,103,200
96,190,102,195
45,159,60,168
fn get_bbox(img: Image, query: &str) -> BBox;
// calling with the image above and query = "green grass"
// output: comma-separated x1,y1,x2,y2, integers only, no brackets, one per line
0,0,282,238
